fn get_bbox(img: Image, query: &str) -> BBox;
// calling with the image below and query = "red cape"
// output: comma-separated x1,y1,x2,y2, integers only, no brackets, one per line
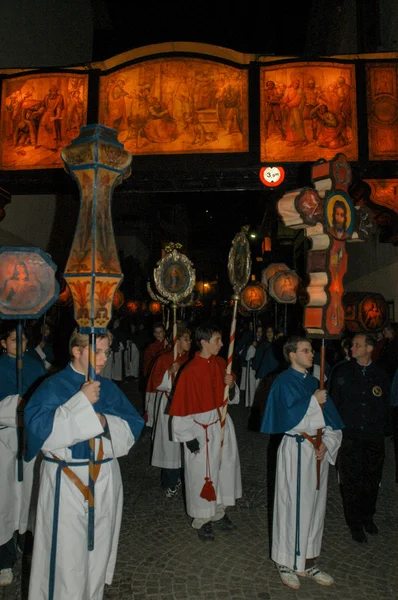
143,340,169,377
146,349,190,393
169,351,230,416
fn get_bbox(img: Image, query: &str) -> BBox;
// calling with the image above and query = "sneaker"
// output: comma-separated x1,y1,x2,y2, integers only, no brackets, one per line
276,564,300,590
297,566,334,586
212,514,237,532
197,522,215,542
0,568,13,587
165,486,179,498
364,520,378,535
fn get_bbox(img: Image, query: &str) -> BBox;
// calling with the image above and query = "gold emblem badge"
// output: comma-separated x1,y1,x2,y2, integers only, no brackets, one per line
372,386,382,397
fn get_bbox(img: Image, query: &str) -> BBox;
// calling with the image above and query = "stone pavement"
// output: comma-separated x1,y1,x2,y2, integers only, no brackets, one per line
2,379,398,600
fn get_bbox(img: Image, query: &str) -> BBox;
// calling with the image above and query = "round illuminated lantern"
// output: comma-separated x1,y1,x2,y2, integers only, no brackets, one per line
112,290,124,309
259,166,285,187
126,300,141,314
149,301,162,314
240,284,267,312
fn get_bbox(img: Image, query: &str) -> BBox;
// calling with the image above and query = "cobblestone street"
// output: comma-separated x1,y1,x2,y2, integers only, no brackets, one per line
2,379,398,599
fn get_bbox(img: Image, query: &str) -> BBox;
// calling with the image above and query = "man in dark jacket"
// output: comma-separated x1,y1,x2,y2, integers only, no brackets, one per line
329,333,391,544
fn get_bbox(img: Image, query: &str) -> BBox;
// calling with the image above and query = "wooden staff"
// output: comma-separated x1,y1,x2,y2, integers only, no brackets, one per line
172,302,178,360
16,321,24,482
315,338,326,490
220,294,239,460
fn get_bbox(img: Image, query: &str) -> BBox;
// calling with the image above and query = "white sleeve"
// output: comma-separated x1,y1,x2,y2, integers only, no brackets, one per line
171,414,203,443
228,382,240,405
246,345,256,361
0,394,18,427
323,426,343,465
41,391,104,451
156,370,172,393
292,395,326,431
103,414,135,457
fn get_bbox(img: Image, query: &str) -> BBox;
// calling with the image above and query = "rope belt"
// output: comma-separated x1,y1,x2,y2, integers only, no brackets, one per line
194,418,219,500
284,432,320,571
44,438,112,600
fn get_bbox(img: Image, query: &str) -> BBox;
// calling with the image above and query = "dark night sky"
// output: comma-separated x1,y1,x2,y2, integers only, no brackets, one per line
94,1,313,60
91,1,313,277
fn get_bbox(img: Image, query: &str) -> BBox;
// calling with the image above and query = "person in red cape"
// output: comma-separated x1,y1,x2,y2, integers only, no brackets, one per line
169,323,242,541
148,326,192,498
143,322,170,427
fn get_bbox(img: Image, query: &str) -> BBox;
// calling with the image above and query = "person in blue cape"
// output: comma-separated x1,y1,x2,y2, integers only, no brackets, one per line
261,335,344,591
0,321,47,588
24,328,145,600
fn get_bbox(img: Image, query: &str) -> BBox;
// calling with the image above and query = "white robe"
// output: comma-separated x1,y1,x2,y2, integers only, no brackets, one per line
0,394,36,545
124,340,139,378
151,371,181,469
171,384,242,519
28,390,136,600
272,396,342,572
145,391,156,427
243,345,260,408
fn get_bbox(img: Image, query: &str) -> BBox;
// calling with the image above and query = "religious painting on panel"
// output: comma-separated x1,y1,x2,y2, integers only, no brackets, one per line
260,62,358,163
98,58,248,155
0,73,88,170
366,63,398,160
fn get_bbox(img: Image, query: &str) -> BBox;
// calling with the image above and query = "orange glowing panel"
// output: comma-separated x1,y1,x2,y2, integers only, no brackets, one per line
366,64,398,160
0,73,88,170
364,179,398,214
304,307,324,329
98,58,248,155
260,62,358,163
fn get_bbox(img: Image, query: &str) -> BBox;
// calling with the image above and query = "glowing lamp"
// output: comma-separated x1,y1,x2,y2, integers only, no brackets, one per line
149,301,162,314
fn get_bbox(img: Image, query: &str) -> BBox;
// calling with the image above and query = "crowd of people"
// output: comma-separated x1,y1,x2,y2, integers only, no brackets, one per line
1,311,398,597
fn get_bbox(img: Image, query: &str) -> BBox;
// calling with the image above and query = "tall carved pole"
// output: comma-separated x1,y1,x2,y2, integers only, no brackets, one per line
61,124,132,550
153,245,196,360
278,153,376,488
220,226,251,458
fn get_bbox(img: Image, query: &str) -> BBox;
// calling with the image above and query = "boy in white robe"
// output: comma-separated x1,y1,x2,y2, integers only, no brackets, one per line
24,329,144,600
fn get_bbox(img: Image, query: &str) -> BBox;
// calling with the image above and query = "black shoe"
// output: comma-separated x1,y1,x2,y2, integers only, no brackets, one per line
197,522,214,541
364,521,379,535
351,529,368,544
212,514,237,532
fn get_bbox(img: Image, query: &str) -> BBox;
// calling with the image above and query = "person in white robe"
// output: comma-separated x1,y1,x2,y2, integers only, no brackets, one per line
149,328,192,497
261,335,344,591
24,329,145,600
169,323,242,542
0,324,47,588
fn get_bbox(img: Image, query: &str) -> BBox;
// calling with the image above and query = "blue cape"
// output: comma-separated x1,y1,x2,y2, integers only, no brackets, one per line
260,366,344,434
0,353,47,400
253,341,279,379
25,363,145,461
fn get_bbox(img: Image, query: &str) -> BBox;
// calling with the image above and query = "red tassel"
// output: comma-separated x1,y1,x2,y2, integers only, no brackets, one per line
200,477,217,502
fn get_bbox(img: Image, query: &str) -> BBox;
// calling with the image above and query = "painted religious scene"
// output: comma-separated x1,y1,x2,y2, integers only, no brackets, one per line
98,57,249,155
0,73,88,170
260,62,358,163
367,63,398,160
